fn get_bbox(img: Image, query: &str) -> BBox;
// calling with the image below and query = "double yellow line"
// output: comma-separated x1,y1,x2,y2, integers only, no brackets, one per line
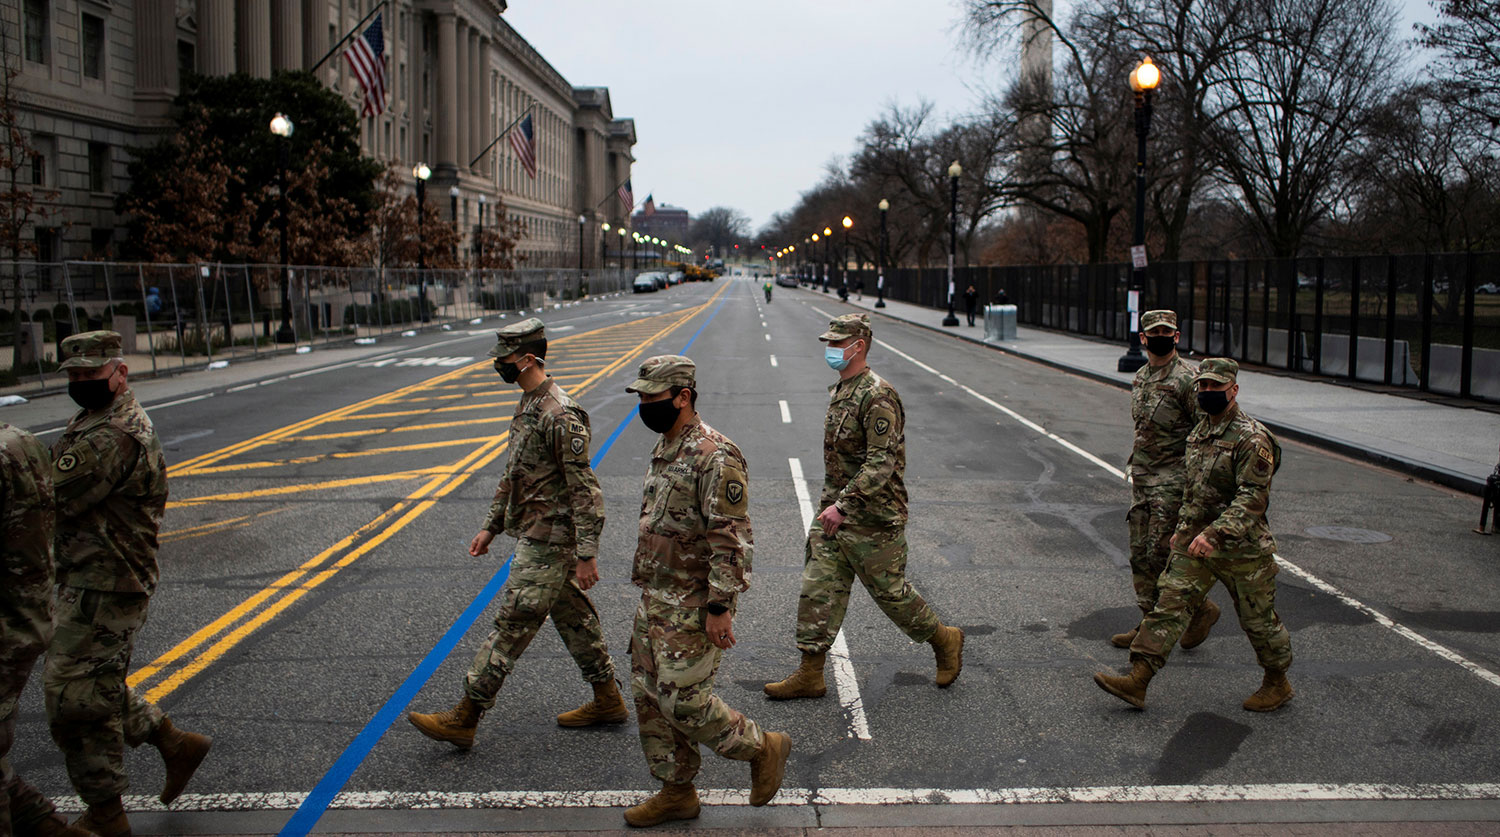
133,286,729,702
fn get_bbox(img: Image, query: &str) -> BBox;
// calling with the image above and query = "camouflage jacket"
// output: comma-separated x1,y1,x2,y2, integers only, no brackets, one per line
632,417,753,609
484,377,604,557
1176,404,1281,557
0,423,56,686
51,389,168,594
1129,354,1200,486
822,368,907,529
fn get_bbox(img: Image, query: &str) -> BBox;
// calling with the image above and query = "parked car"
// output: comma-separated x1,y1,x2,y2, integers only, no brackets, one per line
668,271,685,286
1477,282,1498,294
633,274,659,293
776,273,798,288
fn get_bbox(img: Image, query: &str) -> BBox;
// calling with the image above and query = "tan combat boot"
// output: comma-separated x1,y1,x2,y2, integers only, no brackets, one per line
931,625,965,688
623,782,700,827
150,717,213,805
32,813,99,837
1180,599,1222,649
748,731,792,806
763,652,827,700
1242,668,1295,712
1110,625,1139,648
407,696,484,749
1093,660,1154,709
73,796,130,837
556,678,629,727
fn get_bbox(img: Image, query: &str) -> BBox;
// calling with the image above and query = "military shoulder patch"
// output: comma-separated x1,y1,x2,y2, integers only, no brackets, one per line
718,464,749,518
866,404,897,441
56,452,79,472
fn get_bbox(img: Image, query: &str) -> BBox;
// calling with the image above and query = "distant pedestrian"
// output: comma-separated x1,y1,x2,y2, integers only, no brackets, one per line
1095,358,1294,713
144,287,163,317
993,289,1010,306
964,285,979,326
856,278,865,301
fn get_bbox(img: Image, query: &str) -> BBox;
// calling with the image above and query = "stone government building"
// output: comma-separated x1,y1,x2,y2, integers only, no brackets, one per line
6,0,638,268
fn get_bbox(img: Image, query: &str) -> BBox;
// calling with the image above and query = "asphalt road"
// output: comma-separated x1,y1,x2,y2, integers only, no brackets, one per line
7,277,1500,835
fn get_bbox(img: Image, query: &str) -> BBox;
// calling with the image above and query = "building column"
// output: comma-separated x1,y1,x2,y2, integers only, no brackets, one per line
236,0,272,78
468,30,483,175
436,13,458,172
271,0,302,71
198,0,236,75
135,0,176,99
455,22,470,171
302,0,327,77
480,39,493,179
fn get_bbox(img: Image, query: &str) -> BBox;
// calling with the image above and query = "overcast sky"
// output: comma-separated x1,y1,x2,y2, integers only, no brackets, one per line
505,0,1443,235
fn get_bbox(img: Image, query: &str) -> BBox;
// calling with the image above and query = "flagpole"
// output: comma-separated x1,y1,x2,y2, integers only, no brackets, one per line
595,175,637,212
468,104,536,169
309,1,387,75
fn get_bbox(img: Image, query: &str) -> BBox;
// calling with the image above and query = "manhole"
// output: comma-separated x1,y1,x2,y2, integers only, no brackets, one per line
1304,525,1392,544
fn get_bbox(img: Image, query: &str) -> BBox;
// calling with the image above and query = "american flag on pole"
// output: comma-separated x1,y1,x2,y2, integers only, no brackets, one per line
643,194,656,216
617,179,634,213
510,114,538,179
342,13,387,118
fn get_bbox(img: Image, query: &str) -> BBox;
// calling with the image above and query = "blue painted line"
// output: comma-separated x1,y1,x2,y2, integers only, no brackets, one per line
278,284,736,835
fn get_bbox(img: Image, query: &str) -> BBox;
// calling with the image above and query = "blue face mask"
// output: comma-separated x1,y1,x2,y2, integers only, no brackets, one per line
825,342,855,371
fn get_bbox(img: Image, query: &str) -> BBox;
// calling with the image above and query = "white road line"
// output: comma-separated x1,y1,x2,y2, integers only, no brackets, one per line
764,333,771,341
779,400,792,423
878,336,1500,690
770,354,778,367
66,782,1500,813
789,457,872,741
226,383,258,393
148,393,213,410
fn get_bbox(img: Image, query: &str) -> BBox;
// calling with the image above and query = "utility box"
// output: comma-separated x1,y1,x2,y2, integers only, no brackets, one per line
985,304,1018,342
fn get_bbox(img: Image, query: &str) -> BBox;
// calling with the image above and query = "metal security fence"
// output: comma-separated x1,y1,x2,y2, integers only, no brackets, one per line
0,262,636,388
807,252,1500,402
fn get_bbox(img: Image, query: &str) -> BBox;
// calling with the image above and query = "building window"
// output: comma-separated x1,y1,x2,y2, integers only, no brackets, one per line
88,142,110,193
23,0,49,65
81,14,105,80
91,228,114,259
35,228,55,264
178,40,195,78
30,135,53,186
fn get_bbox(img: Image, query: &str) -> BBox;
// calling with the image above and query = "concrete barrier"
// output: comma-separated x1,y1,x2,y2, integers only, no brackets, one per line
984,305,1018,342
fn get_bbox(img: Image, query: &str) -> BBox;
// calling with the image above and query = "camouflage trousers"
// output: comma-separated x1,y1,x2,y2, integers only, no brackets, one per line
795,524,940,654
630,595,763,785
1130,548,1293,675
465,538,615,709
43,587,164,805
1,589,58,833
1126,481,1186,614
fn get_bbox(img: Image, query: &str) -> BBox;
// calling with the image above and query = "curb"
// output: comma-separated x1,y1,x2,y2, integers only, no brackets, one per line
807,288,1488,498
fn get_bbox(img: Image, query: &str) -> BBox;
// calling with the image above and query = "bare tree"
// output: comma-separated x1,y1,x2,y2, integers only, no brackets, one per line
1420,0,1500,148
0,32,60,370
1203,0,1403,257
688,206,752,254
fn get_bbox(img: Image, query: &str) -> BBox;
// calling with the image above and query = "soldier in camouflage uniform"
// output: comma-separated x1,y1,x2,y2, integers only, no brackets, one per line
1095,358,1294,712
1,423,92,836
44,331,211,836
622,356,790,828
1114,310,1220,650
765,314,964,701
409,319,624,749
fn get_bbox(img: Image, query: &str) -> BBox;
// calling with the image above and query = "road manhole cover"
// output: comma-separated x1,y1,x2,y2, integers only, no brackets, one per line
1304,526,1392,544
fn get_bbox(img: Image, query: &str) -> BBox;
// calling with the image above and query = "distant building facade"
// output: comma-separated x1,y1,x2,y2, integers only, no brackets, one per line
5,0,638,267
632,203,689,245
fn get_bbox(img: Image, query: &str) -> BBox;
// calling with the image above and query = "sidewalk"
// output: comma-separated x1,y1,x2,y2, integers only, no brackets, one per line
800,286,1498,496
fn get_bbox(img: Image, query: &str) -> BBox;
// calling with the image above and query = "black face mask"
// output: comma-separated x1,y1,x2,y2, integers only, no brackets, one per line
68,378,117,411
638,398,681,434
1197,390,1231,415
1145,335,1177,357
495,360,523,384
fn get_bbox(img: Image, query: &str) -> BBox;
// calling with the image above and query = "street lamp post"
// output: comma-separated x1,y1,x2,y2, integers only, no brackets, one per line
269,113,296,344
476,194,486,269
841,216,853,299
942,161,961,327
877,198,889,308
413,163,432,322
803,238,811,285
1118,56,1160,373
618,227,627,270
812,234,823,292
448,186,460,264
577,214,586,273
822,226,833,292
601,222,611,269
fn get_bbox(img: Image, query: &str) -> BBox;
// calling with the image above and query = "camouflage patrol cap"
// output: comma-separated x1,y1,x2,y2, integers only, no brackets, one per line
818,313,872,342
1141,310,1179,332
626,355,696,395
1194,357,1239,385
58,330,124,370
487,317,545,359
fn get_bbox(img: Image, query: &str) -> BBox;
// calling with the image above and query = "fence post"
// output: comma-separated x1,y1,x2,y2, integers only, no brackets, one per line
219,264,235,358
1384,255,1397,385
195,265,213,363
1462,251,1476,399
243,266,260,356
167,265,187,369
1420,254,1433,392
1313,257,1325,375
1349,258,1361,382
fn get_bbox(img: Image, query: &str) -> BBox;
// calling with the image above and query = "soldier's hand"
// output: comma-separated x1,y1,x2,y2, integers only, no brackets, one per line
1188,534,1214,558
575,556,599,590
706,611,736,650
817,504,846,536
470,530,496,557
